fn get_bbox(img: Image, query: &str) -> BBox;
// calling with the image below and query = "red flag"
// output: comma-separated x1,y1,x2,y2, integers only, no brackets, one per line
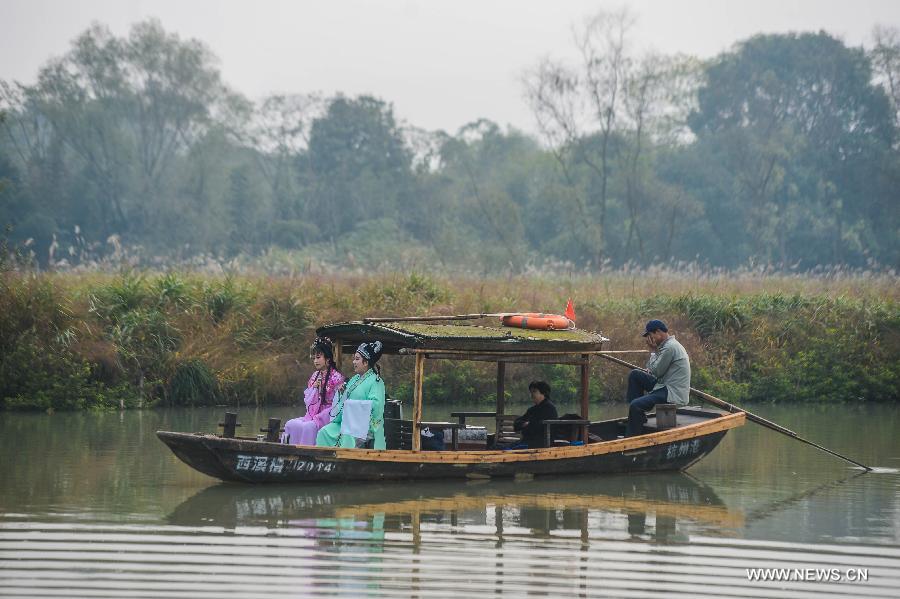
565,298,576,322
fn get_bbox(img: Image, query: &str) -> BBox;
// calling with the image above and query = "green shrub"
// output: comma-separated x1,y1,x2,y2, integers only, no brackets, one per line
0,331,137,411
201,276,251,323
1,272,897,410
367,272,451,313
150,272,191,310
643,294,749,338
168,358,220,406
88,272,149,322
234,295,311,347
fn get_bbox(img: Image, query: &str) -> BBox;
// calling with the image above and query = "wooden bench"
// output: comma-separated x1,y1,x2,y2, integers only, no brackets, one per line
542,419,590,447
385,419,469,450
417,421,466,450
450,411,496,426
451,411,519,446
589,418,626,440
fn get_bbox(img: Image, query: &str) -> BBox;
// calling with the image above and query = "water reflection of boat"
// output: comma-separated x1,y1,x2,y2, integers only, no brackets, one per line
169,473,743,541
158,321,745,483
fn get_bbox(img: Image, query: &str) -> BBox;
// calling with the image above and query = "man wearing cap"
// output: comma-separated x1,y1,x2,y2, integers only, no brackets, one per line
625,320,691,436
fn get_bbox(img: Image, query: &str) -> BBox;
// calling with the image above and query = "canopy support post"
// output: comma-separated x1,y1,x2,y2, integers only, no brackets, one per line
412,352,425,451
580,354,590,443
495,362,506,437
333,338,343,371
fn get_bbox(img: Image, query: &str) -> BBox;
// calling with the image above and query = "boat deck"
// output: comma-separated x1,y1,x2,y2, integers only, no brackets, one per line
645,407,728,430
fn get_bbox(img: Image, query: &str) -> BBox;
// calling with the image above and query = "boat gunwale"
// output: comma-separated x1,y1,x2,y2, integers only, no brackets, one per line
157,410,745,465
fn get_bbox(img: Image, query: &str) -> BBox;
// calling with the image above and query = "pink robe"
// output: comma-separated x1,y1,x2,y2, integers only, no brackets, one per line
282,368,345,445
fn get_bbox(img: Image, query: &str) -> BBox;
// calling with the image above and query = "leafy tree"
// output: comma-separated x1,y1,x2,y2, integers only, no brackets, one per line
689,32,896,266
304,96,414,241
3,18,899,272
29,20,235,242
431,120,538,271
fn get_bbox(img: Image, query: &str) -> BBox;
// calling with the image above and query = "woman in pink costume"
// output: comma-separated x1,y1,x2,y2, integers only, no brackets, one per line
282,337,345,445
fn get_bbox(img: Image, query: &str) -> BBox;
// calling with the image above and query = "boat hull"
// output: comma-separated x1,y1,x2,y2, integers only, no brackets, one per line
158,411,744,483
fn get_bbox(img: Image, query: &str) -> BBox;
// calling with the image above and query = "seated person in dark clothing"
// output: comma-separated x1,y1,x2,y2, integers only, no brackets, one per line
507,381,558,449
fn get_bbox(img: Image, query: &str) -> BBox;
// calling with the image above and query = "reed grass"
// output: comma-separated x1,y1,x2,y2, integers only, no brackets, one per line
1,268,897,410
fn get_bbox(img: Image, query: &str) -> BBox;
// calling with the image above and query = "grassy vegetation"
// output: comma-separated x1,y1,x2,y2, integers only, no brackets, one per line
1,269,897,411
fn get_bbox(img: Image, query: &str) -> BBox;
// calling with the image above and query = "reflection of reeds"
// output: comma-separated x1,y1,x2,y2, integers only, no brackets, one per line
1,269,897,410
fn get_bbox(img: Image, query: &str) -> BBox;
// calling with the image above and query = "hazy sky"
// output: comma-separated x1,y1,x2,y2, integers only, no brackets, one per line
2,0,899,134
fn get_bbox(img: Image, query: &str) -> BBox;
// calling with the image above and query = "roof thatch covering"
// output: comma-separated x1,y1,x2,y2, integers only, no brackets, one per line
316,321,608,354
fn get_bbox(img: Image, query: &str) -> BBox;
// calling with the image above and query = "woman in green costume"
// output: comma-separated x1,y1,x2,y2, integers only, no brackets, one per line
316,341,387,449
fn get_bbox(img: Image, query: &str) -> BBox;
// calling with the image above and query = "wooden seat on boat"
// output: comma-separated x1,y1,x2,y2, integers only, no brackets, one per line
451,411,519,446
495,414,520,445
450,411,496,426
385,418,470,450
542,419,590,447
452,412,592,448
417,421,465,450
589,418,627,440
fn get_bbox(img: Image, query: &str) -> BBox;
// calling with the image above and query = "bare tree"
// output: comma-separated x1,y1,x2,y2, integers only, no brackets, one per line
0,81,56,167
619,53,701,260
523,58,598,261
574,8,635,255
524,8,708,267
247,93,323,214
870,26,900,138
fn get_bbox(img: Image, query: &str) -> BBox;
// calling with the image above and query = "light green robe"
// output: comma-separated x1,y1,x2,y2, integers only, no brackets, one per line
316,369,386,449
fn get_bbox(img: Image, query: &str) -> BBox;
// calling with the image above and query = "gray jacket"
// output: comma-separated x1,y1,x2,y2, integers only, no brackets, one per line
647,336,691,406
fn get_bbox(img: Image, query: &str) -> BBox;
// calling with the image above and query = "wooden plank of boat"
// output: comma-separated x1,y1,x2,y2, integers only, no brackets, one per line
156,409,744,483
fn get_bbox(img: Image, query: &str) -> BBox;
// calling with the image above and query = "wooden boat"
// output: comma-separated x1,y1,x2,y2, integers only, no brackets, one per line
157,320,745,483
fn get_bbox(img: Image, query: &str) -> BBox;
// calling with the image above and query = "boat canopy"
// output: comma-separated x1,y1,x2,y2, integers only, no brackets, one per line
316,320,610,451
316,321,608,355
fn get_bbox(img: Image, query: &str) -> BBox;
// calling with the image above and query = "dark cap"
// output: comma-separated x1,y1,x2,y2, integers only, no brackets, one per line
356,340,384,365
642,319,668,336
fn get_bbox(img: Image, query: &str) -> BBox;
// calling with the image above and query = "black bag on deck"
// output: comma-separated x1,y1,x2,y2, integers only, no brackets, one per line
420,427,445,451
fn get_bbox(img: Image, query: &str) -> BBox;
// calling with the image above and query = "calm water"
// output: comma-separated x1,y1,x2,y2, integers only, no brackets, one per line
1,402,899,598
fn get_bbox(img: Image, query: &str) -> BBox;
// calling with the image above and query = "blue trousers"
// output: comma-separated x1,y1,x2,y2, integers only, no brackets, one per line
626,369,668,436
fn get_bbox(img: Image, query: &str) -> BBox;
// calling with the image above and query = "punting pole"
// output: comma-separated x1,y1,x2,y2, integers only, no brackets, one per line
598,352,873,472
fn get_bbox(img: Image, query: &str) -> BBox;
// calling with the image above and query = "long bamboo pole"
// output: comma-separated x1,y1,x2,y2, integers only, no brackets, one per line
407,349,633,356
598,352,872,471
364,313,514,323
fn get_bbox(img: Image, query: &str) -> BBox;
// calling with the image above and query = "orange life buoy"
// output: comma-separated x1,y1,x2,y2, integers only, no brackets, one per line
501,313,574,331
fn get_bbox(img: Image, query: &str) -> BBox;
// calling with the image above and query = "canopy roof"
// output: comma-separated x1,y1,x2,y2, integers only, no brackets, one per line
316,321,608,354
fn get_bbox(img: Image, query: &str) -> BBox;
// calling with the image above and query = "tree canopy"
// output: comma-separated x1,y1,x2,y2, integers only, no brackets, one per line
1,19,898,272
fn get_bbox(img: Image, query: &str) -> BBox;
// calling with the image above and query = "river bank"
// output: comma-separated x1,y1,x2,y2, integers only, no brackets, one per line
1,269,897,410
